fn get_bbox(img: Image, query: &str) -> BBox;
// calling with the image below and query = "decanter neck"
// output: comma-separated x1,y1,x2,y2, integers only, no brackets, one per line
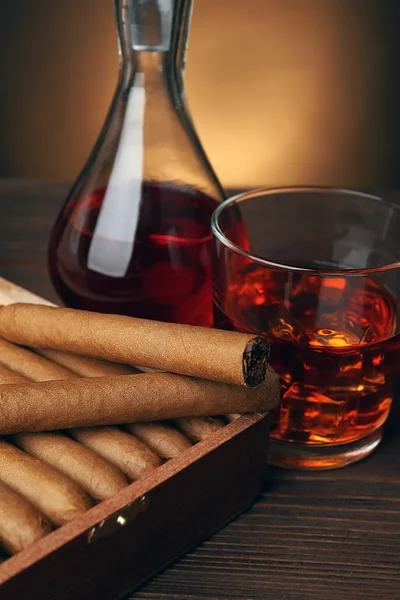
114,0,192,92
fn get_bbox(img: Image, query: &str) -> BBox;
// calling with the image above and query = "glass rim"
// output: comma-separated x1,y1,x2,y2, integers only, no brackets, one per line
211,186,400,276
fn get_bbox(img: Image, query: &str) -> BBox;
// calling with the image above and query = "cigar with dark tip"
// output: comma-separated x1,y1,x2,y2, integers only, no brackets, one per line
0,304,270,387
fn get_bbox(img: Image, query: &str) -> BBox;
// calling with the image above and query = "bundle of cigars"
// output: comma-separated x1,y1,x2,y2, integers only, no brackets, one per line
0,301,279,560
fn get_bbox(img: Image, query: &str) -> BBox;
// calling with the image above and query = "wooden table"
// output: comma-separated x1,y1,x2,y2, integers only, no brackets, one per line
1,179,399,600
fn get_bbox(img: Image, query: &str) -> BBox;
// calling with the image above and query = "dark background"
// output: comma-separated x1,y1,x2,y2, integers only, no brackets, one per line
0,0,400,191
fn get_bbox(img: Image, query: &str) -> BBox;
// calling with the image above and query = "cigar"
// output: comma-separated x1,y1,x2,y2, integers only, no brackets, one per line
0,369,280,434
0,304,270,386
2,340,193,461
15,432,129,502
126,422,192,459
71,427,162,481
0,342,173,468
0,338,76,381
34,348,214,452
174,416,226,443
31,346,195,456
0,481,52,555
34,348,138,377
0,440,92,526
0,363,28,385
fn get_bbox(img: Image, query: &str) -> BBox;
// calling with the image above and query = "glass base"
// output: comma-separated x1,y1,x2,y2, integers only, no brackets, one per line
268,426,383,470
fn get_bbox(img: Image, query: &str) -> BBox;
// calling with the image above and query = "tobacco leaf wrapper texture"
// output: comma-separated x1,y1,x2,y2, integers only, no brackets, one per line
0,304,270,386
34,348,137,377
0,340,193,463
0,370,280,434
0,339,196,461
0,337,76,381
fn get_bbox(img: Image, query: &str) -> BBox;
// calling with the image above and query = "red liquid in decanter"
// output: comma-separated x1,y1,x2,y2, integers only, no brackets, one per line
49,182,219,326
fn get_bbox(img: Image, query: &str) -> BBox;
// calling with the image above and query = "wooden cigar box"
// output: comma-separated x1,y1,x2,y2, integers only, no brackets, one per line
0,277,270,600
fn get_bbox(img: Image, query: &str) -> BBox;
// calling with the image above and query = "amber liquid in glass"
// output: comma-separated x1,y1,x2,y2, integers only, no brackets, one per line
214,265,399,445
49,182,219,326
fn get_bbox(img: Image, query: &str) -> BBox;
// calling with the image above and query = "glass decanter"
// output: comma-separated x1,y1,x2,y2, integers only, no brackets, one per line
49,0,224,326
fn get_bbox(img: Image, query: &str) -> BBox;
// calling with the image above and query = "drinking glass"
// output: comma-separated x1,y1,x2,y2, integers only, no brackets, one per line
212,187,400,469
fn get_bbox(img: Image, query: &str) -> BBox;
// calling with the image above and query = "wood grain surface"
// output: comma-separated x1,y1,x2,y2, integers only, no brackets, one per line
0,179,399,600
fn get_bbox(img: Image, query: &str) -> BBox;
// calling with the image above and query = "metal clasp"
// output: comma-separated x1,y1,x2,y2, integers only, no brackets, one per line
87,494,149,544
